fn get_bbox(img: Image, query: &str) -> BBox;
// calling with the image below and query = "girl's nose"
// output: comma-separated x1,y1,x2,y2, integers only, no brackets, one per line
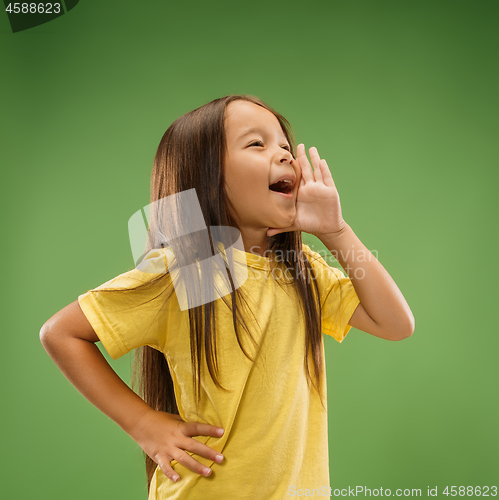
279,150,293,163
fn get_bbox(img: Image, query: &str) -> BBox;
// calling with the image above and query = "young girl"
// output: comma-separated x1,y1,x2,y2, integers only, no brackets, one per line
40,94,414,499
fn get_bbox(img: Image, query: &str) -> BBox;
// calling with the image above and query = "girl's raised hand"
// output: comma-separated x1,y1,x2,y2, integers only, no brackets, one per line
267,144,346,238
129,408,225,483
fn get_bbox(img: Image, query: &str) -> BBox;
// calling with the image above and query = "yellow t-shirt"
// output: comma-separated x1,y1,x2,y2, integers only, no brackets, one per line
78,243,360,499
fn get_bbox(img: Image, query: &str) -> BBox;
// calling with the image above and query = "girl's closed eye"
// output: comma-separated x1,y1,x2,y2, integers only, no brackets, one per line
249,140,291,151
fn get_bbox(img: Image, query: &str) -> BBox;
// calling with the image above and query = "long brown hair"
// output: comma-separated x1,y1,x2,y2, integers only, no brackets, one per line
95,95,336,491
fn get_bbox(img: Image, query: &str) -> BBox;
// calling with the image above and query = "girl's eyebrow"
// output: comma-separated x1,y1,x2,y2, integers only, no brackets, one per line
237,127,287,142
237,127,263,140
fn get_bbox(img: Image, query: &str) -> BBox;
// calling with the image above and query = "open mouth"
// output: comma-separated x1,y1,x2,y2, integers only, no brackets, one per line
269,179,293,195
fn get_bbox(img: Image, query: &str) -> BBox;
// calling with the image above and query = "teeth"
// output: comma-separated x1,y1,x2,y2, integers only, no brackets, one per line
283,179,292,184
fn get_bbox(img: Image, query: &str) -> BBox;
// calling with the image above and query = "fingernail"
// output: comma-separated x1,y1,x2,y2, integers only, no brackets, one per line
217,428,224,436
204,467,212,476
173,474,179,482
216,454,224,462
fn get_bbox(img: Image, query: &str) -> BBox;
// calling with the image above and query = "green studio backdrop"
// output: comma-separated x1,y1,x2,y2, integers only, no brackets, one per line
1,1,497,499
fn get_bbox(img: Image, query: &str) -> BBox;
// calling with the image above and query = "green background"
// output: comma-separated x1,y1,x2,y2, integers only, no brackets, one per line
1,1,498,498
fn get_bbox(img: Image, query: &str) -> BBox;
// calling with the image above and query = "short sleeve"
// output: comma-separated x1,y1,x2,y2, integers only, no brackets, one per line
77,248,177,360
302,244,361,343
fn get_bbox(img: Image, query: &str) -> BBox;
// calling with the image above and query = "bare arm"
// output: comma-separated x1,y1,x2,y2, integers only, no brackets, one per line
39,299,152,439
320,223,415,341
39,299,225,482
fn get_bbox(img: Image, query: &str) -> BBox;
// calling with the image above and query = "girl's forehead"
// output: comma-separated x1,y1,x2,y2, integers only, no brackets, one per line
226,100,274,124
225,101,284,139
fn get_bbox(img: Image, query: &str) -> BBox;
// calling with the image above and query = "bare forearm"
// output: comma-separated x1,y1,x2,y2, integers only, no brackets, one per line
41,332,152,440
319,222,414,334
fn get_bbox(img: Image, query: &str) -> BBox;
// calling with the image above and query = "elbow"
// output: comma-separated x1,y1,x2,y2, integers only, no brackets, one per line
407,313,416,337
39,321,57,349
39,323,51,348
392,329,413,341
39,313,60,343
390,315,415,341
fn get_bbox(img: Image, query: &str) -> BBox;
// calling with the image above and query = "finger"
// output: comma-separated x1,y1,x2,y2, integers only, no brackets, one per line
186,439,224,465
172,448,214,478
296,143,314,183
290,158,302,186
267,224,297,237
182,421,224,439
156,454,180,483
290,157,305,188
268,227,283,237
309,147,324,184
320,158,336,189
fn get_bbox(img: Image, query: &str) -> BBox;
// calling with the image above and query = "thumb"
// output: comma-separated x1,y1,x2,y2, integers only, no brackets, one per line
267,223,298,237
